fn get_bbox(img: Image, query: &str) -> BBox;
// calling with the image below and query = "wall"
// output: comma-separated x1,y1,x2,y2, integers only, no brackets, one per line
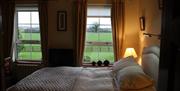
47,0,142,59
13,0,161,62
47,0,111,49
48,0,75,49
138,0,162,61
123,0,140,61
123,0,161,64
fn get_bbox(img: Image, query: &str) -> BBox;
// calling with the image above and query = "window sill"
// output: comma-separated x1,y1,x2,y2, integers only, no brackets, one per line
82,63,112,67
15,60,42,66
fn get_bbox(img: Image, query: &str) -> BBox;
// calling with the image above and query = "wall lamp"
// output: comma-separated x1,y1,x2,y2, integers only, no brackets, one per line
143,33,161,39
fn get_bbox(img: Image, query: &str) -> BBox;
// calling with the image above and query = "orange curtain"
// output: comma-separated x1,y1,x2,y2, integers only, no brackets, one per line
75,0,87,66
38,0,48,66
111,0,125,61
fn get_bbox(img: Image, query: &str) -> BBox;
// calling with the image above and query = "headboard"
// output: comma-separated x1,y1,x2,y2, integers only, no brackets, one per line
141,45,160,88
48,49,75,67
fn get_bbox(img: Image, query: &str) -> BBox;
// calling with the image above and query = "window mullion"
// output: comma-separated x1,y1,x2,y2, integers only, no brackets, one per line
30,11,32,60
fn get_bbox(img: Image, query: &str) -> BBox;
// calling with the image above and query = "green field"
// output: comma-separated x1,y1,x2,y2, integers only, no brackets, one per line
19,52,42,60
86,32,112,42
18,32,114,62
21,33,40,40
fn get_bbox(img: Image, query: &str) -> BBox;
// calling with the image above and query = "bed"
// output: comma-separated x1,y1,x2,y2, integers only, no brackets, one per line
7,54,158,91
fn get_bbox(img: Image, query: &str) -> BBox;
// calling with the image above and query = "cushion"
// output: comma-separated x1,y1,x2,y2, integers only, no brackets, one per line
111,56,138,72
116,65,154,90
143,45,160,57
142,53,159,87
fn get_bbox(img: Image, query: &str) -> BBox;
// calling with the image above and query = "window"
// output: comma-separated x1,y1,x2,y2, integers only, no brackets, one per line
14,5,42,61
83,5,114,63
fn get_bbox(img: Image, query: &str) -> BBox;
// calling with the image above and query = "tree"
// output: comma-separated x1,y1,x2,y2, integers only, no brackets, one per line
88,22,101,32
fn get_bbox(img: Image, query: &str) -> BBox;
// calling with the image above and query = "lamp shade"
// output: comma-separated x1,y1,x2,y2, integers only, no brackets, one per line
124,48,137,58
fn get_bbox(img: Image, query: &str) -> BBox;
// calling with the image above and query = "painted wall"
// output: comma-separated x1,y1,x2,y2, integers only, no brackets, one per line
48,0,75,49
47,0,141,57
123,0,140,60
138,0,161,60
123,0,161,64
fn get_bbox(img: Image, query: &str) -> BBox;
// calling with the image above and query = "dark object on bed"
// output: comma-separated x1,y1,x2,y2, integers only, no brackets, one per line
48,49,74,67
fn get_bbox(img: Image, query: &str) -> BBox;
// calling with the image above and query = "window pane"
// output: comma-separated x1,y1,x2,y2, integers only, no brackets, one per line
100,18,111,25
84,5,114,64
18,12,30,24
16,8,41,61
87,18,99,24
84,46,114,63
18,26,40,41
18,25,31,40
86,32,112,42
32,12,39,24
17,44,42,60
87,5,111,16
32,25,40,40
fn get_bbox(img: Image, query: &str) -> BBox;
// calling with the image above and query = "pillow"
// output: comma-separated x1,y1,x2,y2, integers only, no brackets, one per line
143,45,160,57
111,56,138,72
142,53,159,87
116,65,154,90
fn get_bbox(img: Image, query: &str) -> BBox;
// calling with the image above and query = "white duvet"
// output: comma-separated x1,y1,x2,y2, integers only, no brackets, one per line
7,67,116,91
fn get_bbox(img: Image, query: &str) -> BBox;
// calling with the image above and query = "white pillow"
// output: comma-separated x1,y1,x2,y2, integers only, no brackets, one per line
143,45,160,57
111,56,138,72
142,53,159,87
116,65,154,90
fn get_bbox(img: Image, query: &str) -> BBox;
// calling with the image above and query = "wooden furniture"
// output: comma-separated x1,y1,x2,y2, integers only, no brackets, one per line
0,2,4,91
158,0,180,91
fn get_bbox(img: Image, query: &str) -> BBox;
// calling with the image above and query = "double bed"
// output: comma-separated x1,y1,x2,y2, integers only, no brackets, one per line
7,46,160,91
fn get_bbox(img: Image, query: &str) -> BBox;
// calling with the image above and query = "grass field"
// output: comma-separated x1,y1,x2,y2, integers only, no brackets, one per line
19,52,42,60
19,32,114,62
86,32,112,42
21,33,40,40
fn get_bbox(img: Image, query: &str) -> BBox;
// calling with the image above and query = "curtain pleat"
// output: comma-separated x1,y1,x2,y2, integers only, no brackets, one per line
2,0,15,59
1,0,15,90
38,0,48,66
111,0,125,61
75,0,87,66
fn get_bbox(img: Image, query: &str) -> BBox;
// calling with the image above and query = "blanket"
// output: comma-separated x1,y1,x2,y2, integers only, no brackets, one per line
7,67,115,91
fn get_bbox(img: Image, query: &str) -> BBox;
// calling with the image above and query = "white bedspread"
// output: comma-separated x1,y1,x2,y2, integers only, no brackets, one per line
73,67,115,91
7,67,116,91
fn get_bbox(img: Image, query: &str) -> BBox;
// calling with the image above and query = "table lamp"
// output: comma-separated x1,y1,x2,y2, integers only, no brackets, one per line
123,48,137,58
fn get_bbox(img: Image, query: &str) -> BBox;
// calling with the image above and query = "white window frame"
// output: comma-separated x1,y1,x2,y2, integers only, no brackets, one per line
83,5,114,64
13,5,42,62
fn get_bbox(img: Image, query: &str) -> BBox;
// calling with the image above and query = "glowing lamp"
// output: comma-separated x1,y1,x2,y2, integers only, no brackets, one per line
124,48,137,58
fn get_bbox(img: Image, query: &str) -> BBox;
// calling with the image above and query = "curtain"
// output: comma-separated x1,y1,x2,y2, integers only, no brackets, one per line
111,0,125,61
1,0,15,90
75,0,87,66
38,0,48,66
2,0,15,59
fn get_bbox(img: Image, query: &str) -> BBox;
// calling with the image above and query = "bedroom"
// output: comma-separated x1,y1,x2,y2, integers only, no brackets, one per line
0,0,180,91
